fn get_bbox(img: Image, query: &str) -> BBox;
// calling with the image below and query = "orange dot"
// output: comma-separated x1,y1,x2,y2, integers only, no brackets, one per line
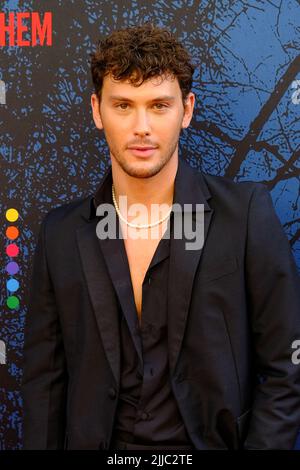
6,226,19,240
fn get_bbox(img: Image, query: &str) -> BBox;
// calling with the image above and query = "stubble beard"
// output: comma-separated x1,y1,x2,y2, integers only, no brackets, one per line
109,139,179,179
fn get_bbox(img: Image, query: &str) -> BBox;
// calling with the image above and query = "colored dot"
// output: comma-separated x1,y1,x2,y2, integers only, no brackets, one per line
6,208,19,222
6,226,19,240
6,262,19,275
7,296,19,309
7,278,19,293
6,244,19,257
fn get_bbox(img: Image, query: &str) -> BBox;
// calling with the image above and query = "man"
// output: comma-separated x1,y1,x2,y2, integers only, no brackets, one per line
22,23,300,450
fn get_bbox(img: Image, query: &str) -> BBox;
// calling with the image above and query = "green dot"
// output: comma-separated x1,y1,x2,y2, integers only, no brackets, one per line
7,296,19,309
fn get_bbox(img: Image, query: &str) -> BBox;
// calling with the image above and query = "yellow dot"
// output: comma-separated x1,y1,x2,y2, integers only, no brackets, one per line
6,208,19,222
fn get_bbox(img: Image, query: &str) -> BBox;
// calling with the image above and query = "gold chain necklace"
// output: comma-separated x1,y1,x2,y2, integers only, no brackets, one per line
112,184,172,229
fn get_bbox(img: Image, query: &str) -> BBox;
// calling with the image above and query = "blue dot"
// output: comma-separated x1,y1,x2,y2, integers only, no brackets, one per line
7,278,19,293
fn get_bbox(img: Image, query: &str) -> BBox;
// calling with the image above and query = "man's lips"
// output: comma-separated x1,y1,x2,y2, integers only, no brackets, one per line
128,146,157,150
127,146,158,157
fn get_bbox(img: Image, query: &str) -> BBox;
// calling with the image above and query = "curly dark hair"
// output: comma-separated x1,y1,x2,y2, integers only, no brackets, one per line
90,23,195,104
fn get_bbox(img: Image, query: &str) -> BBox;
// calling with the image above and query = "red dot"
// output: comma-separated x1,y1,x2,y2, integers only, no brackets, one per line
6,243,19,257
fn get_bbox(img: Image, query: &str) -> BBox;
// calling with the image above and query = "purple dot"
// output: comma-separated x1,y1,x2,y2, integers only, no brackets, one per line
6,262,19,275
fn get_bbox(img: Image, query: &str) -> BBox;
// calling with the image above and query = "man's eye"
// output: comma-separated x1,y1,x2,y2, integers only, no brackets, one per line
154,103,167,109
116,103,129,109
115,103,167,110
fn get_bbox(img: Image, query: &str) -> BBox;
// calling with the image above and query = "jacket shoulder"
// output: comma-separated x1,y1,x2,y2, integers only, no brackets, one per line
42,195,92,227
200,171,268,200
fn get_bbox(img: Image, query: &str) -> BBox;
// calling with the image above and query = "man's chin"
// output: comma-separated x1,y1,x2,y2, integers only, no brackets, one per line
118,161,166,179
123,168,161,179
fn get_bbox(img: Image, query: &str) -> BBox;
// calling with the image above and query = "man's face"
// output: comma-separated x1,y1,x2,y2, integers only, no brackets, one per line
91,72,195,178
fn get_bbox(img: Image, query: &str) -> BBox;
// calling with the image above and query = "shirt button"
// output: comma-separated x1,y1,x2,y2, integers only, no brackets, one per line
108,387,116,399
136,370,143,380
141,412,149,420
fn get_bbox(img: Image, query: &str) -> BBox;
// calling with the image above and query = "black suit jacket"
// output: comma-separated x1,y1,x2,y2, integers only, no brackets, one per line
21,157,300,450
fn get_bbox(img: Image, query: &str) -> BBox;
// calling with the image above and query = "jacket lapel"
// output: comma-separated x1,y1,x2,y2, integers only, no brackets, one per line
76,216,121,384
95,220,144,368
167,159,214,377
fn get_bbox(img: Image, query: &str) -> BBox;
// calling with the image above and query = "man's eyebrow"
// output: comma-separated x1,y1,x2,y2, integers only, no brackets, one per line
108,95,176,102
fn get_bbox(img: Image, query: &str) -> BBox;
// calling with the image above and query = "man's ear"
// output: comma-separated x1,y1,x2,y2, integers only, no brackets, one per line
91,93,104,130
182,92,195,129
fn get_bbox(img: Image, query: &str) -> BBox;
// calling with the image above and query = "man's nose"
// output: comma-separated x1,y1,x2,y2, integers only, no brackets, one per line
133,109,151,136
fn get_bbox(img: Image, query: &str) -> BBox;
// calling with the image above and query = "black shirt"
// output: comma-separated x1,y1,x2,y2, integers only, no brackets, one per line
93,171,193,447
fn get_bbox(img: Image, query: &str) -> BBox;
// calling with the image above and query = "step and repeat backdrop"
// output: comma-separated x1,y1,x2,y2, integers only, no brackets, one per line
0,0,300,450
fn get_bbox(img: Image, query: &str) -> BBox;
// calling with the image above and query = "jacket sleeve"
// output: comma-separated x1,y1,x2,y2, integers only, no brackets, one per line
244,183,300,450
21,213,68,449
